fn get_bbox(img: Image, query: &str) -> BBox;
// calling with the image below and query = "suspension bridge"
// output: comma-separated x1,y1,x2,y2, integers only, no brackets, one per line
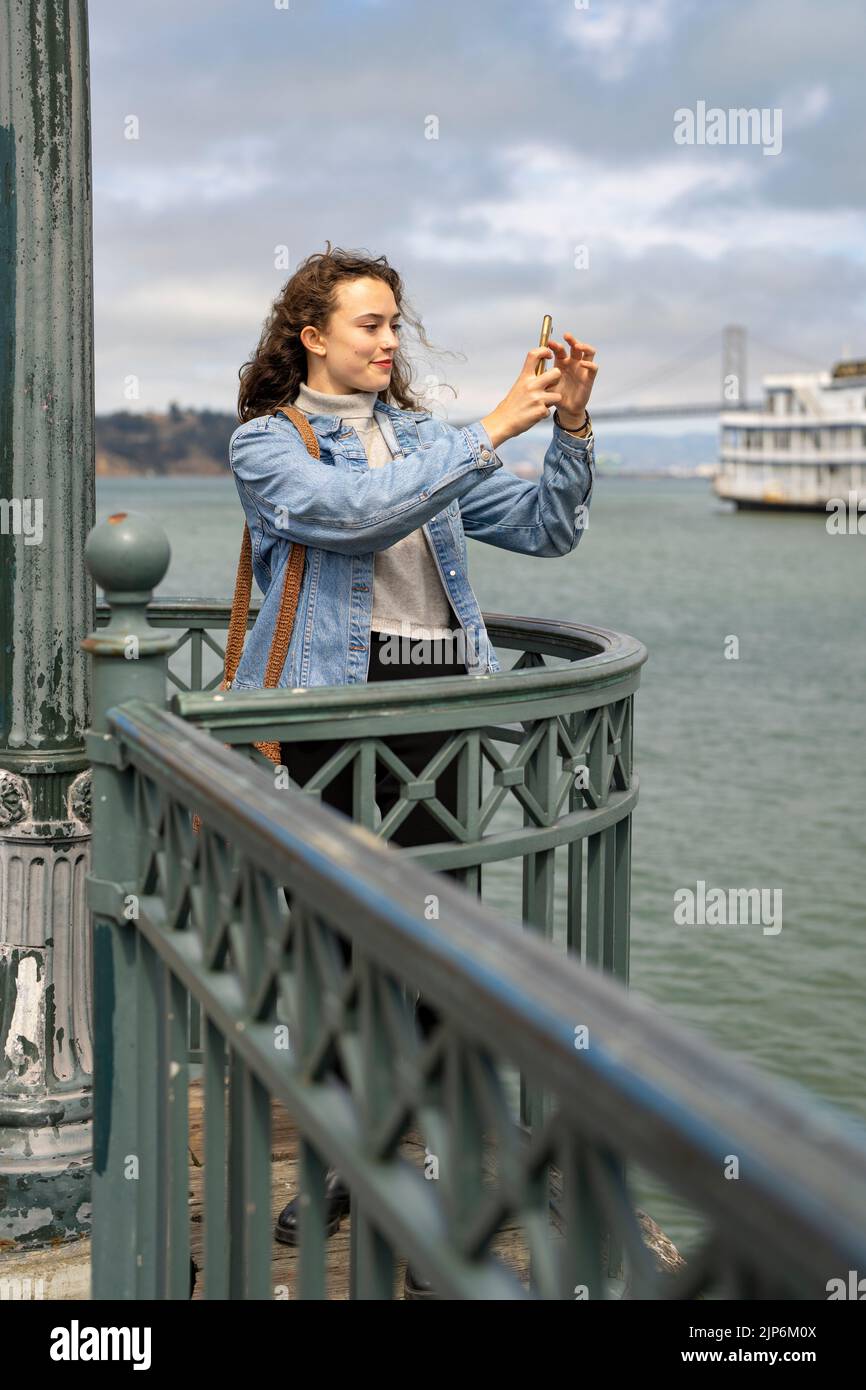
541,325,824,423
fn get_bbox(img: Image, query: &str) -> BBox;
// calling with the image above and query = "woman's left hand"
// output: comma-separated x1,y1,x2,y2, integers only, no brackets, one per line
546,333,599,420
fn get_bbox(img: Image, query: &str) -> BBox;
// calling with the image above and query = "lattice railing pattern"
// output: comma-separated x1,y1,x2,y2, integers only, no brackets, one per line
87,701,866,1301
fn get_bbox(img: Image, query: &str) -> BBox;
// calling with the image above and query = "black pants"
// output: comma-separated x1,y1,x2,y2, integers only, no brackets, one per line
280,631,468,1063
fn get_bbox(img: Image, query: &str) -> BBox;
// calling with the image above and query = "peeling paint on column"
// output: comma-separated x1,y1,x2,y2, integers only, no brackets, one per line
2,951,45,1086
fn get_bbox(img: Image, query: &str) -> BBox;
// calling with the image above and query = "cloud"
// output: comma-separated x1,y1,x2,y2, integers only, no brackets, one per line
405,141,865,265
96,139,280,214
553,0,680,81
85,0,865,415
781,83,832,131
99,276,268,330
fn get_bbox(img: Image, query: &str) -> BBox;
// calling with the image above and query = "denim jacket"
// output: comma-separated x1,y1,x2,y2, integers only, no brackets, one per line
227,400,595,688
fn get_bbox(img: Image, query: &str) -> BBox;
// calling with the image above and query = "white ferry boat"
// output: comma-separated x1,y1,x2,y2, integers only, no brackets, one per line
714,360,866,511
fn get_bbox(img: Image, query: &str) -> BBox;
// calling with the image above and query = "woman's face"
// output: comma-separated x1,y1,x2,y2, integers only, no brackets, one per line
302,276,402,394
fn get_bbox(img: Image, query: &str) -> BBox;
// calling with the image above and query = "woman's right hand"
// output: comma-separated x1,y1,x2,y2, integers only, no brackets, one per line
480,349,562,449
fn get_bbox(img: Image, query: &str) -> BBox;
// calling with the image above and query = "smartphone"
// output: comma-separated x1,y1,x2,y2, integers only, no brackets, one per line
534,315,553,376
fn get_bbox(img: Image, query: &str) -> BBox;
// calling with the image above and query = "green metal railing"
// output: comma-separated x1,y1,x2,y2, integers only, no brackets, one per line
99,598,644,1127
98,598,644,979
87,519,866,1299
86,701,866,1300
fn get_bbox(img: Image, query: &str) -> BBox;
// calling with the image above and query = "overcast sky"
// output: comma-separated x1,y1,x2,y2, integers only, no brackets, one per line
89,0,865,423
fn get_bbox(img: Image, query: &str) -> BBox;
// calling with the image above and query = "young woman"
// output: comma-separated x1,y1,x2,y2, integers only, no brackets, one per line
229,243,599,1293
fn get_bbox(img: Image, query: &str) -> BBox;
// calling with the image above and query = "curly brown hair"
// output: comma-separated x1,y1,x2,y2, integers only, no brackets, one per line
237,242,459,423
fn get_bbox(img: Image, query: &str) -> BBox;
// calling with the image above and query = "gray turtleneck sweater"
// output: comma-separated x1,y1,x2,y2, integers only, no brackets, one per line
290,381,456,641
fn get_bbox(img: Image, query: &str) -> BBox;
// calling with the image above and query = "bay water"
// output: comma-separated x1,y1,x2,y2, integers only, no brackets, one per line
96,467,866,1254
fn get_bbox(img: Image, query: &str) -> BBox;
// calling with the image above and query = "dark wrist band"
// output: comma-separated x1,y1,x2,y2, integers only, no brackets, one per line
556,408,591,438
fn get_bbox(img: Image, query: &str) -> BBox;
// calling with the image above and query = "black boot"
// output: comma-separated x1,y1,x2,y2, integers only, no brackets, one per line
274,1169,351,1246
404,1263,437,1299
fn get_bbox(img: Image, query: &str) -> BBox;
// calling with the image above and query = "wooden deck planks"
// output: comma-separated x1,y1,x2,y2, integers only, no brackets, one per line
186,1078,683,1299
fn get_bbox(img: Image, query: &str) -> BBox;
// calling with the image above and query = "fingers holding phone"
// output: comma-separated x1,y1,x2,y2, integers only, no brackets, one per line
480,320,597,448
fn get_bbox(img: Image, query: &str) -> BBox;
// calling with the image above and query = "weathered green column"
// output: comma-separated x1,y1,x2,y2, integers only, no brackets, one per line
0,1,96,1243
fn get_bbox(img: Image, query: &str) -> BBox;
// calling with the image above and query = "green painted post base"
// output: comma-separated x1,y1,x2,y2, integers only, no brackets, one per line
0,766,95,1248
0,1142,91,1249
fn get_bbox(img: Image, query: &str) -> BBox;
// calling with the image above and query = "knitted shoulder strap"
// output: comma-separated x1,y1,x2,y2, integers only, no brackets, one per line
221,402,319,693
193,404,317,833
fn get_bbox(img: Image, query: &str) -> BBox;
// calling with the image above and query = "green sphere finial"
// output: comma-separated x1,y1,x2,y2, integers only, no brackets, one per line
85,511,171,595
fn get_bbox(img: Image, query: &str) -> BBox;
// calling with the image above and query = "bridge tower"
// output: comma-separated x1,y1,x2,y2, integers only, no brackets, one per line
722,324,748,408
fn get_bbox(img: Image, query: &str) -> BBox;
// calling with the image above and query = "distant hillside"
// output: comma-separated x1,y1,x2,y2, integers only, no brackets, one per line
95,406,719,478
95,404,237,477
